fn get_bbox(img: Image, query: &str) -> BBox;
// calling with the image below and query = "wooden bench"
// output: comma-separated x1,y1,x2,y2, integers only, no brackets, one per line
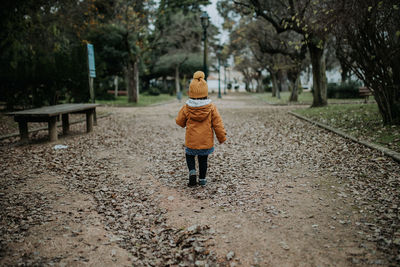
359,87,372,103
6,103,100,142
107,90,127,96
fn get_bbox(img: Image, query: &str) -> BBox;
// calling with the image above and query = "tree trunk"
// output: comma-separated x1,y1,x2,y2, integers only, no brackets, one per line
390,57,400,125
289,70,300,102
340,66,350,84
175,65,180,95
308,41,328,107
372,56,400,125
373,87,400,125
338,55,350,84
277,69,288,99
280,70,289,92
126,59,139,103
134,61,139,102
125,64,134,102
256,70,263,93
271,71,278,97
257,76,264,93
123,30,138,103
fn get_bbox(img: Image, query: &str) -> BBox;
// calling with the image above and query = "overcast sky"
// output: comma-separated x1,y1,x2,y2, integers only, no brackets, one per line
205,0,228,43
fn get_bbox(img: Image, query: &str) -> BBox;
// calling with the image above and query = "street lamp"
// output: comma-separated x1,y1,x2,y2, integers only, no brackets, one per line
224,62,228,95
218,57,221,98
216,47,222,99
200,11,210,80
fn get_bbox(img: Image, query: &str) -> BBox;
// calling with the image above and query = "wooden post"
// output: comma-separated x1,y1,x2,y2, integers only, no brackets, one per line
86,109,94,133
48,116,58,141
62,114,69,135
87,43,96,103
89,77,95,103
17,120,28,142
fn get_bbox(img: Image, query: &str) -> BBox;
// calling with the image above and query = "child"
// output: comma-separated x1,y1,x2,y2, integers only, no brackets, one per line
176,71,227,186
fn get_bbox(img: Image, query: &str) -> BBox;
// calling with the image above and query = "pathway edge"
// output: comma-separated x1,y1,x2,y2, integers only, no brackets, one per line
288,111,400,163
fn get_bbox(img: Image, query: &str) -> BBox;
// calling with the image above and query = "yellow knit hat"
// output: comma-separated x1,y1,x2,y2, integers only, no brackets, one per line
189,71,208,98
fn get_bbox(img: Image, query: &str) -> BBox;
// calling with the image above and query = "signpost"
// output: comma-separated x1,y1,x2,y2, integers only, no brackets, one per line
87,44,96,103
87,44,96,124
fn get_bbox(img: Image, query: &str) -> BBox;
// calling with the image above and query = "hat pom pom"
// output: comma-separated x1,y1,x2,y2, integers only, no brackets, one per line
193,71,205,80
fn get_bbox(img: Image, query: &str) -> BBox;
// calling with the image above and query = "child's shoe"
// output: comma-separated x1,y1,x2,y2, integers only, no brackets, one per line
198,178,207,186
188,170,197,187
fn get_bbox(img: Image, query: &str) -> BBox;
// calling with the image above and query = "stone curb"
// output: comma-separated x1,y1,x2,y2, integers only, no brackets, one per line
0,113,112,141
264,101,374,106
288,111,400,163
264,102,308,106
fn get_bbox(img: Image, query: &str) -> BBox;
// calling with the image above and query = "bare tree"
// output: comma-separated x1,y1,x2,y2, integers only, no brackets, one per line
333,0,400,124
246,19,307,101
233,0,336,107
114,0,150,103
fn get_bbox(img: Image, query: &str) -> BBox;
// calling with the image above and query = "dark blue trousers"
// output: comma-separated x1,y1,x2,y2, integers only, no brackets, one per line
185,154,208,179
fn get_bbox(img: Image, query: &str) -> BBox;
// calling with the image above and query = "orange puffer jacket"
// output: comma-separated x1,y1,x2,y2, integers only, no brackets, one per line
176,99,226,150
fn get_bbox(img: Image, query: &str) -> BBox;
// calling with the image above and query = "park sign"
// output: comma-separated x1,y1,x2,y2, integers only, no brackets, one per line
87,43,95,103
87,43,96,78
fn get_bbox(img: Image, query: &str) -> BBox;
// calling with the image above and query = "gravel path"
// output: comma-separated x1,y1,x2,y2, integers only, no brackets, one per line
1,94,399,266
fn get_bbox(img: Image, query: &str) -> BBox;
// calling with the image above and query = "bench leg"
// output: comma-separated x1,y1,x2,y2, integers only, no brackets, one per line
62,114,69,135
48,116,58,141
86,109,94,133
18,120,29,142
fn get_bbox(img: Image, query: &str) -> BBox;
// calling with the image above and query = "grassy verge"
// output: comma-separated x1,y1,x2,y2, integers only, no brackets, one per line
293,104,400,153
258,91,313,104
257,91,374,105
96,94,176,107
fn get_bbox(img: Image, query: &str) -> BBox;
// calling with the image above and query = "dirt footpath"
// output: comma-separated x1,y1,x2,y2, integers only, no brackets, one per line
1,94,399,266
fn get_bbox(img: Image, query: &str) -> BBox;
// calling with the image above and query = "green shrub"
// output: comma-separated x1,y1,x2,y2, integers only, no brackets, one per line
326,83,338,98
327,81,361,99
264,85,272,92
148,87,161,96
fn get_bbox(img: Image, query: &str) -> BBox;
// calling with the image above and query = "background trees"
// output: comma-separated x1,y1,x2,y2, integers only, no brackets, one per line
218,0,399,125
333,0,400,125
149,0,216,96
0,0,92,108
1,0,399,125
229,0,335,107
152,10,203,96
0,0,215,108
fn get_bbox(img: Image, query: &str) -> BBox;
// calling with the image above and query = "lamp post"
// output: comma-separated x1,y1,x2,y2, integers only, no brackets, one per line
200,12,209,80
216,46,222,99
218,56,221,98
224,63,228,95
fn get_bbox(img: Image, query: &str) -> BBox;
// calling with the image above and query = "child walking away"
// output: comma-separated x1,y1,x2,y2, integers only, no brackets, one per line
176,71,227,187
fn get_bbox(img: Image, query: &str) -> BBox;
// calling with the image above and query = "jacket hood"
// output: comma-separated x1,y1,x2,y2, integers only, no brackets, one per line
186,99,212,122
186,99,212,107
